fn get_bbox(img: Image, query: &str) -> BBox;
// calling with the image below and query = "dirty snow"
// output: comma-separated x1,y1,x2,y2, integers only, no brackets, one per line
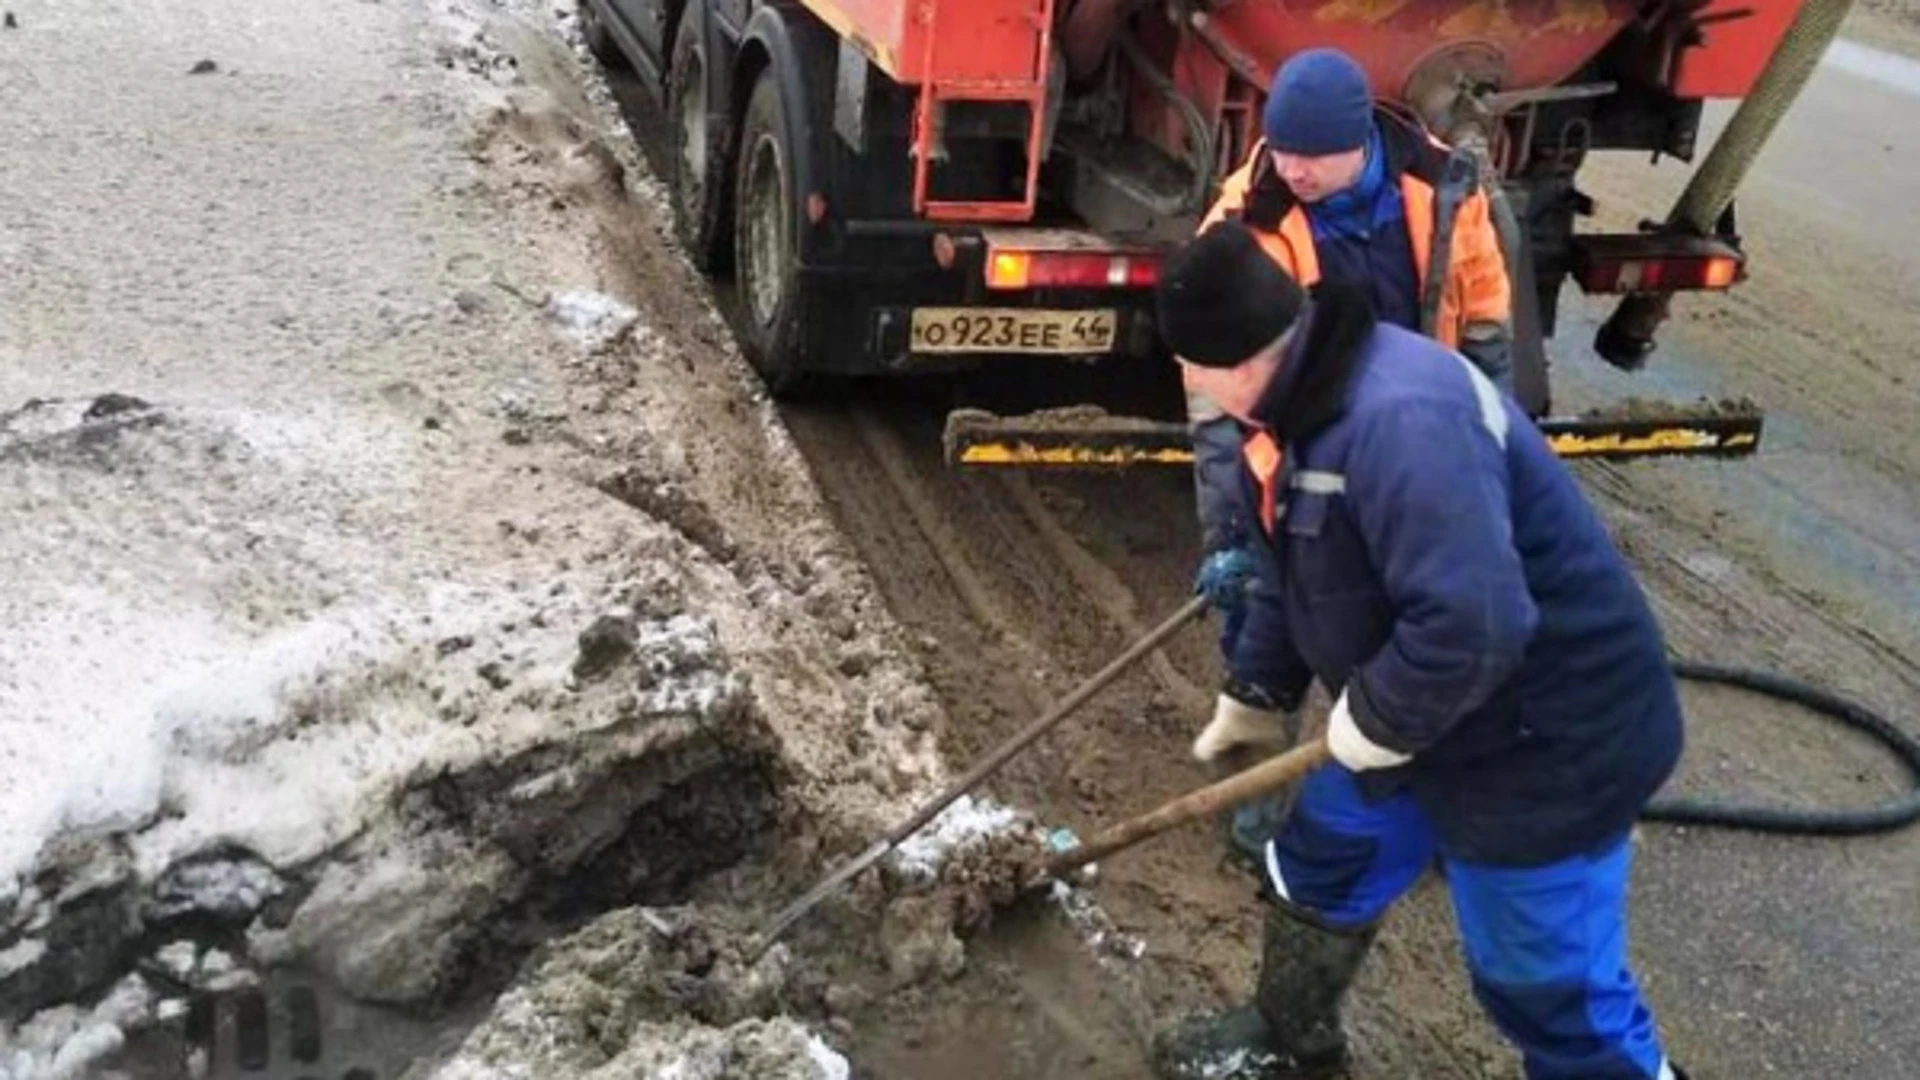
146,853,285,922
1190,1045,1283,1080
1051,881,1149,962
9,416,499,883
0,399,518,886
150,942,198,984
0,942,45,983
806,1034,853,1080
545,288,641,351
138,941,252,998
2,0,801,1030
0,973,161,1080
886,794,1031,884
430,906,843,1080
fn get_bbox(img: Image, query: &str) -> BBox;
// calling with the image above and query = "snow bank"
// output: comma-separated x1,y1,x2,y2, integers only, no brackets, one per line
0,973,164,1080
0,397,741,890
0,398,459,886
0,397,779,1025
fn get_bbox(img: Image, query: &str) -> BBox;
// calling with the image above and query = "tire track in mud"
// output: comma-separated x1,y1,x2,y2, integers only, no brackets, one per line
992,470,1211,718
845,404,1054,718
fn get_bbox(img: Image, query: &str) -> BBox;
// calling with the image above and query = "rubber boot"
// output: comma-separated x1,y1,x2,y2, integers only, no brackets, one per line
1150,900,1377,1080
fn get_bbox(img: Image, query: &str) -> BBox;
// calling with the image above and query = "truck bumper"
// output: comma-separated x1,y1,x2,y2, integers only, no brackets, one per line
796,222,1167,377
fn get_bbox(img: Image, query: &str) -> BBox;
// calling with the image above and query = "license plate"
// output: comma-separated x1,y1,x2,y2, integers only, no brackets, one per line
908,307,1118,355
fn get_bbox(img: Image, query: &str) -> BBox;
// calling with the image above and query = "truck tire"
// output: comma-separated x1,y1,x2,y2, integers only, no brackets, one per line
577,0,626,70
732,67,816,397
667,12,729,271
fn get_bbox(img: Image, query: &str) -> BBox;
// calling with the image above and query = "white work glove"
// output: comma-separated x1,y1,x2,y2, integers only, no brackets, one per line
1326,688,1413,771
1193,692,1294,763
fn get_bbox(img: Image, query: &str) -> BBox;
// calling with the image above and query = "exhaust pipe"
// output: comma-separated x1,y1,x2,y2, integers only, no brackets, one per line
1596,0,1856,367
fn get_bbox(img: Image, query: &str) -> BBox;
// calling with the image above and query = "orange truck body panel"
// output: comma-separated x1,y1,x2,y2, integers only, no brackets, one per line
1671,0,1813,97
801,0,1812,223
803,0,1059,221
805,0,1811,103
1179,0,1810,103
800,0,1051,85
1195,0,1644,103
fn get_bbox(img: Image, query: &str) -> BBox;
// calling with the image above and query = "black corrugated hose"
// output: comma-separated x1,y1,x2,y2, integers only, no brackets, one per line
1647,661,1920,835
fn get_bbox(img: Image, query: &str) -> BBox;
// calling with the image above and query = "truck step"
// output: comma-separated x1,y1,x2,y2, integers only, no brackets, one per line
909,0,1057,222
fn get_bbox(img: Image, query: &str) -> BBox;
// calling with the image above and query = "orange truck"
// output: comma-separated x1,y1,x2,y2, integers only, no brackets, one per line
578,0,1850,465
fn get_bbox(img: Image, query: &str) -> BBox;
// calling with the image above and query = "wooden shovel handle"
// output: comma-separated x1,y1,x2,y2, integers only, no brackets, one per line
1047,736,1333,876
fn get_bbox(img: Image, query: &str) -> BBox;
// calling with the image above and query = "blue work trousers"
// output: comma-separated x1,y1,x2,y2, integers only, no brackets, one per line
1265,765,1674,1080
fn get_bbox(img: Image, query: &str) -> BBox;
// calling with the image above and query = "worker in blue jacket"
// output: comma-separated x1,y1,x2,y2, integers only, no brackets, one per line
1148,220,1688,1080
1189,47,1513,867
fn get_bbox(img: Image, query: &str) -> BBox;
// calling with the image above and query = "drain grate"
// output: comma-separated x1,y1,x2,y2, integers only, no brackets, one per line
107,971,479,1080
193,983,380,1080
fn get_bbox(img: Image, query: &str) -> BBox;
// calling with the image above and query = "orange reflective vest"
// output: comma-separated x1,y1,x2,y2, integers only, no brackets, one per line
1200,116,1511,352
1243,430,1283,537
1203,115,1512,520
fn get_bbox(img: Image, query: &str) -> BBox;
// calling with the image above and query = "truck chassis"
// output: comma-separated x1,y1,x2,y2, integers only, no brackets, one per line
577,0,1844,466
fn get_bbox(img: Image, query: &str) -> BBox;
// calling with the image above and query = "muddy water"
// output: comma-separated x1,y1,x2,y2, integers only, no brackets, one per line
849,899,1159,1079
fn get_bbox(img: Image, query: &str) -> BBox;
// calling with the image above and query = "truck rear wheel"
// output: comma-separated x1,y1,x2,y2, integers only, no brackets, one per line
667,13,729,271
732,68,816,397
577,0,626,70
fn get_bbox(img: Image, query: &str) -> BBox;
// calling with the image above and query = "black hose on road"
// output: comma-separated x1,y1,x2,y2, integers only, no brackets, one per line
1646,661,1920,835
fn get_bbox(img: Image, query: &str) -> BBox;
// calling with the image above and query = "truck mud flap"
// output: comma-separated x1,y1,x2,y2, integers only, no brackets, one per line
943,407,1196,467
942,401,1764,468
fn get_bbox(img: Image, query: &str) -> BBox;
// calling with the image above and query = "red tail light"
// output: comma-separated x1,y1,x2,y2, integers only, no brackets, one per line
984,249,1161,290
1572,234,1746,294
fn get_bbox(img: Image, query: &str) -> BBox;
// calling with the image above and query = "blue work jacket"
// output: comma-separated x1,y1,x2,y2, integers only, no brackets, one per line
1227,294,1682,866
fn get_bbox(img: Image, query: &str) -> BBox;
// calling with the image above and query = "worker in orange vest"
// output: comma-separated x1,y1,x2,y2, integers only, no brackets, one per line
1187,47,1516,866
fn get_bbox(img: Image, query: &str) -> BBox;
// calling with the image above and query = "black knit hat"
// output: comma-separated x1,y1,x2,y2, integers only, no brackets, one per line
1155,220,1305,367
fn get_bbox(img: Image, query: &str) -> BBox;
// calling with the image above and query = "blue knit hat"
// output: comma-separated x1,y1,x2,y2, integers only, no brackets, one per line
1263,48,1373,156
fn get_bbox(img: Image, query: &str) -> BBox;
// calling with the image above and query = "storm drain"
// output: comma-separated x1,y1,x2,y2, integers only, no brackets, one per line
193,983,344,1079
98,746,787,1079
106,969,490,1079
